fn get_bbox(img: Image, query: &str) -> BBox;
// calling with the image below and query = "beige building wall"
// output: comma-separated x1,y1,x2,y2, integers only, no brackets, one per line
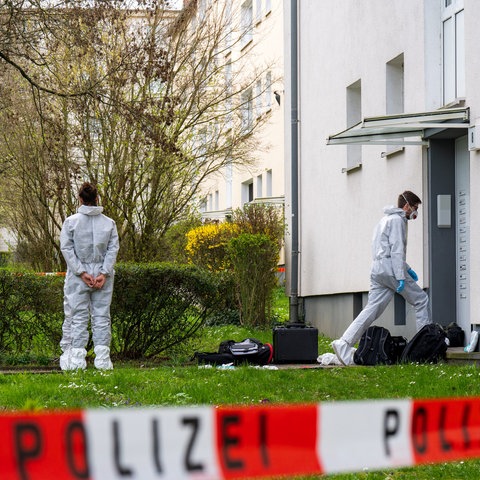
197,0,284,221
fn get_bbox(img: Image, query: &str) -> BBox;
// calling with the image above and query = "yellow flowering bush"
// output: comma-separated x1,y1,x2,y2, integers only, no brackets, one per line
185,222,240,271
186,205,285,327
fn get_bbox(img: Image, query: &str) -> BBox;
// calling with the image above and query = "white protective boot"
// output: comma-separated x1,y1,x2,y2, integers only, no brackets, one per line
94,345,113,370
61,347,87,371
332,339,356,366
59,347,71,371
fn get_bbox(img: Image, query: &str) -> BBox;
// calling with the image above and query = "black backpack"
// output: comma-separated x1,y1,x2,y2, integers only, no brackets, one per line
444,322,465,347
354,326,398,366
194,338,273,366
400,323,448,363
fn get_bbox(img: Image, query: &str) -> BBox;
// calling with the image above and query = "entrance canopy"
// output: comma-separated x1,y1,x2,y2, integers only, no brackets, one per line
326,107,469,146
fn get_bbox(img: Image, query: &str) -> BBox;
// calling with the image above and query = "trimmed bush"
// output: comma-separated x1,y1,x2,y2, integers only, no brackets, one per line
228,233,279,327
0,270,63,356
111,263,219,359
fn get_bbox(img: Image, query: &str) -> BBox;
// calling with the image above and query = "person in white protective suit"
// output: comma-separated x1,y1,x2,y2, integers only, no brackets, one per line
59,182,120,370
332,190,431,366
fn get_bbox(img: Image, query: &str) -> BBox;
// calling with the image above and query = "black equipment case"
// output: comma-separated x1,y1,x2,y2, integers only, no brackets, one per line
273,324,318,364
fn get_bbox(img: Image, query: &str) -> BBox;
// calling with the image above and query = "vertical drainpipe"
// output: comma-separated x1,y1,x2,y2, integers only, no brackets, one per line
288,0,300,325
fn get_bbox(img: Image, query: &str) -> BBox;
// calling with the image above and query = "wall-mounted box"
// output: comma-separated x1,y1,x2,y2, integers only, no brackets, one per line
437,194,451,228
468,125,480,151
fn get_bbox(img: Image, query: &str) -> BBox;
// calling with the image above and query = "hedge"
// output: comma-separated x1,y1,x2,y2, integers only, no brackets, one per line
111,263,219,358
0,263,221,361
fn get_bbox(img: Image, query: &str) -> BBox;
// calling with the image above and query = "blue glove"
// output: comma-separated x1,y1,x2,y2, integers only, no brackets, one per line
407,268,418,281
396,280,405,293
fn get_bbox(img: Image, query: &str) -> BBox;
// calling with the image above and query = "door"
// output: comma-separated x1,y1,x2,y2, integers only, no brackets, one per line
428,134,469,335
428,139,456,326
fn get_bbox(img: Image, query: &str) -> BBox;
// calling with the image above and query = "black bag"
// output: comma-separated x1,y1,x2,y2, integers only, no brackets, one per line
391,335,408,363
354,326,396,366
194,338,273,366
193,352,237,365
444,322,465,347
400,323,448,363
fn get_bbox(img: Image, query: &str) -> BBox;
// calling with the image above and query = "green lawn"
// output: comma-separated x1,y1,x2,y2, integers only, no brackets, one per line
1,287,480,478
2,361,480,479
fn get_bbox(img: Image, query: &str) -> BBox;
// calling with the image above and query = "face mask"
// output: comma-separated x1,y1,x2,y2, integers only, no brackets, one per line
408,209,418,220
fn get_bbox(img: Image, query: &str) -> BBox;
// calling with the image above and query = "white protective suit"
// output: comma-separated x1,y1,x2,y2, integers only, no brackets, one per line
59,205,119,370
338,206,431,354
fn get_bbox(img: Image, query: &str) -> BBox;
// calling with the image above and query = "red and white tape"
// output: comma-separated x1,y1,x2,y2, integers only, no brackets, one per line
35,272,66,276
1,397,479,479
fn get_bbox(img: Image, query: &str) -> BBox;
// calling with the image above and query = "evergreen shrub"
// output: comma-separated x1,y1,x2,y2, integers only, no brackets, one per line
228,233,279,327
0,270,63,356
111,263,219,358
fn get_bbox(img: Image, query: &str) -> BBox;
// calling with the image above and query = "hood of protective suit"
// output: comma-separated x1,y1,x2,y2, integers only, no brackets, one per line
383,205,405,217
78,205,104,216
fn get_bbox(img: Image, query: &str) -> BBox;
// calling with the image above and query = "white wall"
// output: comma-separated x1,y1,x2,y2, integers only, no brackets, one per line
290,0,432,297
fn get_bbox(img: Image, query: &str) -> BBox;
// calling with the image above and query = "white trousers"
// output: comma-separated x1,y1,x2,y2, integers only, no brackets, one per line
60,269,114,350
342,271,431,346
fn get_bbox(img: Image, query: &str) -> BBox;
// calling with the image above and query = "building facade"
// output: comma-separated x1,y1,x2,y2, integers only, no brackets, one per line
284,0,479,344
196,0,285,221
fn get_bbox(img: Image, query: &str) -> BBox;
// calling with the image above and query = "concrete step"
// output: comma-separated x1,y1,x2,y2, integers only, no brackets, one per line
446,347,480,364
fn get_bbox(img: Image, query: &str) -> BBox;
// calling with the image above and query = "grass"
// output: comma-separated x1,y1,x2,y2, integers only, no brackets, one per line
3,358,480,410
3,361,480,479
2,286,480,478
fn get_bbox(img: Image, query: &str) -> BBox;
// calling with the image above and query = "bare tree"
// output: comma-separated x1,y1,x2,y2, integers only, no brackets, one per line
0,0,279,267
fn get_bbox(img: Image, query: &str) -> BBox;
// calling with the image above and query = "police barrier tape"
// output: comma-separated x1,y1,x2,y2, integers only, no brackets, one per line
1,397,480,479
35,272,66,276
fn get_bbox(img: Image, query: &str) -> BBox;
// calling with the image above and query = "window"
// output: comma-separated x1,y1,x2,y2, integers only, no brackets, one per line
198,0,207,21
265,0,271,15
386,54,404,115
256,174,263,198
86,117,102,141
255,0,262,24
198,128,208,157
225,61,233,130
242,179,254,204
255,79,262,118
225,161,233,209
442,0,465,105
241,88,253,132
385,54,404,156
265,71,272,110
225,0,233,49
241,0,253,48
345,80,362,172
214,190,219,211
266,169,272,197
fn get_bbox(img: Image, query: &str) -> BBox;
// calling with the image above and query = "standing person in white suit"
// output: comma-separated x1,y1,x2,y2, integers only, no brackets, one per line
332,190,431,366
59,182,120,370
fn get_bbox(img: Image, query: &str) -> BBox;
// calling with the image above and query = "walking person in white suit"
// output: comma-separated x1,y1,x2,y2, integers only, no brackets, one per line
332,190,431,365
